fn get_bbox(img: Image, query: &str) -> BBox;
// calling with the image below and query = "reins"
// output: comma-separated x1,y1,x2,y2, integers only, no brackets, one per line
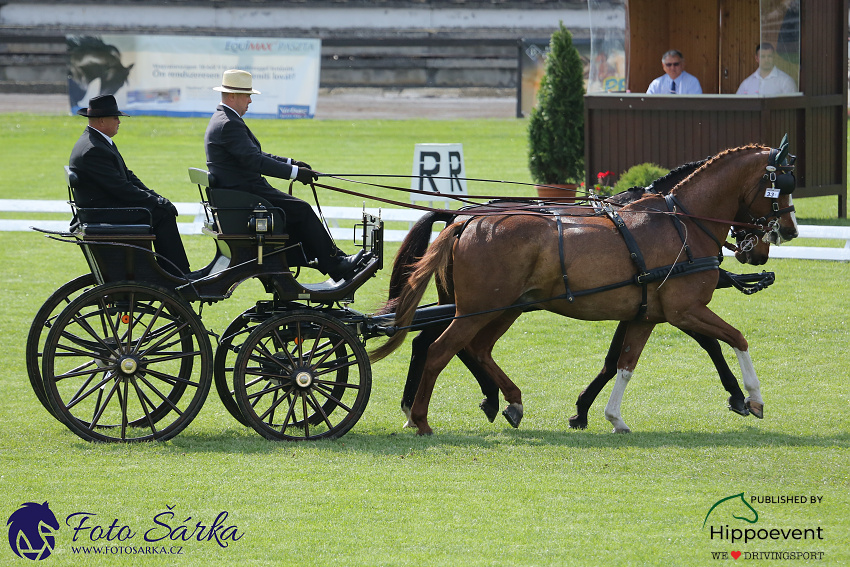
311,173,774,235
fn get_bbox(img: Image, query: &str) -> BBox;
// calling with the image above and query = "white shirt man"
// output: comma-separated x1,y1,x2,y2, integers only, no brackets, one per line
736,43,797,96
646,50,703,94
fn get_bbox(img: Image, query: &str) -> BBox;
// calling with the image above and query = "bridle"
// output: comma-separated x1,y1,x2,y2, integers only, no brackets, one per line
733,136,797,247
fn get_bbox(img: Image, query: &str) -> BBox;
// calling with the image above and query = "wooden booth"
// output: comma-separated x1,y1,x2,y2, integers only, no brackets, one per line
584,0,848,216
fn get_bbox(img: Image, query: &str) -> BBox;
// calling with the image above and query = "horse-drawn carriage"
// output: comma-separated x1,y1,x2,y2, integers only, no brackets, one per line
27,166,390,442
27,138,798,441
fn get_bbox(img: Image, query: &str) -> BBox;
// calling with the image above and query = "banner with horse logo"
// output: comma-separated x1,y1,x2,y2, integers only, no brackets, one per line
67,35,321,119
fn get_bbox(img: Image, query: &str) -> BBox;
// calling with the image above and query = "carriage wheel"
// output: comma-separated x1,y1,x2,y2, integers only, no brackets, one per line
41,282,212,442
233,310,370,441
26,274,97,421
213,309,259,427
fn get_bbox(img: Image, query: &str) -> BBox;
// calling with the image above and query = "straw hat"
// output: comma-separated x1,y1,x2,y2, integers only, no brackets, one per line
213,69,261,94
77,94,129,117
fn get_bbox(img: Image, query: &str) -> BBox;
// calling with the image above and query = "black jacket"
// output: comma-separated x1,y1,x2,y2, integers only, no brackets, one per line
204,104,295,191
68,126,160,210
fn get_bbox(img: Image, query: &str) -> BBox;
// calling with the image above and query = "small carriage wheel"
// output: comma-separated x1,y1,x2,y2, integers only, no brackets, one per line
215,309,353,428
233,310,370,441
41,282,212,442
26,274,97,421
213,308,258,427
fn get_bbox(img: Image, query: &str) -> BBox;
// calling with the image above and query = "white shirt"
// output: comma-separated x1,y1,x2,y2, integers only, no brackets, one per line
646,71,702,94
736,67,797,96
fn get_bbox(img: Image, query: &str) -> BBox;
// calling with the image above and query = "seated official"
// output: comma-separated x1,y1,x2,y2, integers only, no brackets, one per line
736,43,797,96
69,94,191,277
646,50,702,95
204,69,362,281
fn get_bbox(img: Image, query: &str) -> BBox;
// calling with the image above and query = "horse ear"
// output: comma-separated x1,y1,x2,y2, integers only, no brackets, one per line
779,133,788,149
776,144,789,168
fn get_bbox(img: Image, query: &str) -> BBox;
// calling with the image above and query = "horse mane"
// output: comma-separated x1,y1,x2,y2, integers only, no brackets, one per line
674,143,769,190
604,159,707,206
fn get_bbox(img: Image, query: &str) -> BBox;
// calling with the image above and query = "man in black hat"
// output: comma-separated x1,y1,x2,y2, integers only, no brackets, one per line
204,69,363,282
69,94,191,276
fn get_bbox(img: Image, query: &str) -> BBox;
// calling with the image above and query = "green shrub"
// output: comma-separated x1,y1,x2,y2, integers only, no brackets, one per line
613,162,670,192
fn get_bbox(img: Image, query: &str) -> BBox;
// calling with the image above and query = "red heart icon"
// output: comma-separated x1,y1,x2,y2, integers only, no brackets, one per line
731,551,742,560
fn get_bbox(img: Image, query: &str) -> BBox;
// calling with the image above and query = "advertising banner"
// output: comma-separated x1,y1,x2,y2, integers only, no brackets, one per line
67,35,321,119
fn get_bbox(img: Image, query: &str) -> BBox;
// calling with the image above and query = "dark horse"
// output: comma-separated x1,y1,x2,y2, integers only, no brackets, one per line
373,144,798,435
382,159,777,430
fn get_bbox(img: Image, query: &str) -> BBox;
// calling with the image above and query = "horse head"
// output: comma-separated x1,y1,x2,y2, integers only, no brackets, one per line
67,37,134,105
740,143,799,246
731,226,772,265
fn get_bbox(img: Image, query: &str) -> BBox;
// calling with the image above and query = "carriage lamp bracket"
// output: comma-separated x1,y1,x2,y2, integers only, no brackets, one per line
355,207,381,247
248,205,273,264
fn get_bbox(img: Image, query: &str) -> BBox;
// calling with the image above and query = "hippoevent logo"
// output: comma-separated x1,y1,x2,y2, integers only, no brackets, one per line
6,502,244,560
7,502,60,561
704,492,826,561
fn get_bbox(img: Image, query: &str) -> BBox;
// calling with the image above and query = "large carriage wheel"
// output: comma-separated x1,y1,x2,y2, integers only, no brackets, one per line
26,274,97,421
41,282,212,442
233,310,371,441
213,308,258,427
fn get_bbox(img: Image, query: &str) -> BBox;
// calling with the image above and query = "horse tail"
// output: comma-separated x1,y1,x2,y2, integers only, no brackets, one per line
370,221,461,362
378,210,457,316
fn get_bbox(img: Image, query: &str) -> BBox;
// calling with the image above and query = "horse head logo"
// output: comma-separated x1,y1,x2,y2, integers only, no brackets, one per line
703,492,759,528
6,502,60,561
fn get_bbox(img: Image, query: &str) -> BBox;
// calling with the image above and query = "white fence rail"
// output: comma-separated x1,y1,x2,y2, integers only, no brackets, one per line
2,199,848,260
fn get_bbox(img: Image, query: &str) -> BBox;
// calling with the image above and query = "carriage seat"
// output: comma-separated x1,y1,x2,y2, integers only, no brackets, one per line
65,166,153,237
188,167,287,238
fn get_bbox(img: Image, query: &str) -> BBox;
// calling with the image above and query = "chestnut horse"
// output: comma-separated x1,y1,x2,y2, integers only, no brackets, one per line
372,144,798,435
384,159,775,430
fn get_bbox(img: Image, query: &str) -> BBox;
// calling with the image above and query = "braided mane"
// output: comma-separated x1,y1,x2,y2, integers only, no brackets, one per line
675,144,769,189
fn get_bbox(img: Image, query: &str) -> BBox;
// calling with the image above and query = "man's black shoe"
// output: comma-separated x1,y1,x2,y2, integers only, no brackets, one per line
328,249,365,282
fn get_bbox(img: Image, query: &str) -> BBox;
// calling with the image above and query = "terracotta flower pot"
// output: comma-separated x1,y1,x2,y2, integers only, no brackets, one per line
535,183,577,203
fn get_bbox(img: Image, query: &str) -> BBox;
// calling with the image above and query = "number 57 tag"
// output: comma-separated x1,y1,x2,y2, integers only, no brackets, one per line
764,188,780,198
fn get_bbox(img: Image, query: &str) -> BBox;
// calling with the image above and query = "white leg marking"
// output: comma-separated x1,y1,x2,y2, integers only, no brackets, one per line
402,405,414,428
734,348,763,404
604,369,633,433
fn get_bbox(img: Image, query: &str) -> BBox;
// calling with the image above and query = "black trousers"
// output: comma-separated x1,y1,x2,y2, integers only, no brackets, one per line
247,185,340,273
150,206,191,275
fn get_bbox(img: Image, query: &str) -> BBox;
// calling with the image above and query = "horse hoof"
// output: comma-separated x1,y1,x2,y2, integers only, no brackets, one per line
479,398,499,423
568,414,588,429
612,426,631,434
745,398,764,419
502,403,523,428
728,396,750,416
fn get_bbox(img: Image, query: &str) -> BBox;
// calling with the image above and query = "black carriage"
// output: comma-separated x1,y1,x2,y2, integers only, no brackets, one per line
27,167,386,442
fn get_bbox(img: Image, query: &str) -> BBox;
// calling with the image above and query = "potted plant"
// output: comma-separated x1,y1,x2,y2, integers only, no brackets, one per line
528,22,585,202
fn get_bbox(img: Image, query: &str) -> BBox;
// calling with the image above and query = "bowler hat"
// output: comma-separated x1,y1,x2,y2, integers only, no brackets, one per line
213,69,261,94
77,94,129,117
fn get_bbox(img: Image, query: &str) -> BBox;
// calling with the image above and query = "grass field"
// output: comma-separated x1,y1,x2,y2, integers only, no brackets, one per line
0,114,848,566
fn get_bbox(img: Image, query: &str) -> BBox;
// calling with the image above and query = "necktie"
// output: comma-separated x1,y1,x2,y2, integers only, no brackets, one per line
671,80,677,94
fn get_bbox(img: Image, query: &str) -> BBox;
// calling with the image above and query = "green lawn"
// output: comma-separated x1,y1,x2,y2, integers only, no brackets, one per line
0,115,847,566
